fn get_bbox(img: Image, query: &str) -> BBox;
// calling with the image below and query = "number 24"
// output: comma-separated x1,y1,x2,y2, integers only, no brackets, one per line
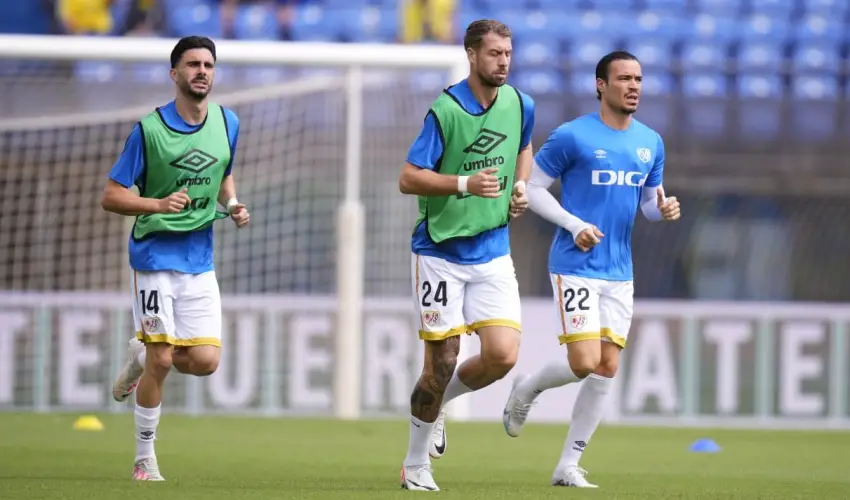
421,280,448,307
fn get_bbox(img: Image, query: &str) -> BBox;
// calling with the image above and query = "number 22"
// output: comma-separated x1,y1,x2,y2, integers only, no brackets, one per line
563,287,590,312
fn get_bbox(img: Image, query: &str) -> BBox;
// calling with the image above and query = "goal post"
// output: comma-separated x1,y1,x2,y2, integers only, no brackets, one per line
0,34,468,420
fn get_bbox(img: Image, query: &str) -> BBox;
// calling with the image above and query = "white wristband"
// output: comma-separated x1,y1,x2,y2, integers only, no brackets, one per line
457,176,469,194
226,198,239,210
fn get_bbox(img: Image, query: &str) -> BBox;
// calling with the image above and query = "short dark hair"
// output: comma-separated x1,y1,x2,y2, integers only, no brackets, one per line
463,20,511,51
170,36,216,68
595,51,638,100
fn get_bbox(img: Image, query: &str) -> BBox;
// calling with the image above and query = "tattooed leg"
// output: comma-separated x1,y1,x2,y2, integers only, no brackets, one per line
410,336,460,423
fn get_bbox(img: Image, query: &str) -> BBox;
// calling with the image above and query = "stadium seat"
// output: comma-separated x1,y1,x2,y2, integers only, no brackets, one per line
682,74,728,137
739,13,790,43
292,5,347,42
790,76,840,140
348,7,397,43
803,0,849,16
167,1,222,38
736,74,783,139
689,14,739,44
791,43,842,74
233,3,279,40
491,9,566,42
693,0,744,15
680,42,728,71
511,69,564,95
793,14,844,43
736,42,783,73
566,38,621,70
73,61,120,83
636,73,674,134
132,64,173,85
792,75,839,100
749,0,795,17
560,11,627,43
626,39,674,69
625,10,685,42
515,38,559,67
641,0,688,13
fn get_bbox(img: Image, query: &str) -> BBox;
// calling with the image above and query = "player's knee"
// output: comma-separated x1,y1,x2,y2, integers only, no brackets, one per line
146,349,173,378
188,348,220,376
595,344,621,378
481,347,517,378
192,359,219,376
567,353,600,379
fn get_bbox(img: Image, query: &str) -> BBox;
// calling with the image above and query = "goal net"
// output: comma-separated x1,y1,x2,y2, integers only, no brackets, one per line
0,35,467,418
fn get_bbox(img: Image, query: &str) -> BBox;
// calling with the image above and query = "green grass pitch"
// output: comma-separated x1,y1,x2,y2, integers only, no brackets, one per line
0,413,848,499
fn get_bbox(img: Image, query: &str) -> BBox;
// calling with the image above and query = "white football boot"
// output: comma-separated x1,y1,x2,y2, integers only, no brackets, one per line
112,338,145,402
503,374,534,437
428,410,447,459
400,464,439,491
132,457,165,481
551,465,598,488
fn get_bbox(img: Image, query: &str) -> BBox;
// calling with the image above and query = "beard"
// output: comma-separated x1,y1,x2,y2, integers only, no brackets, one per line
477,68,507,88
179,78,210,101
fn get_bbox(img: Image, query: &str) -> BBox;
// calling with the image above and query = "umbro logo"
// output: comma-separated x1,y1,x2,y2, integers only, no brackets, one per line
463,128,507,155
169,148,218,174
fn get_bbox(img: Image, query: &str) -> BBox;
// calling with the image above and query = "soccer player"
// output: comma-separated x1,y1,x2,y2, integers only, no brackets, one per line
501,51,680,488
101,36,249,481
397,19,535,492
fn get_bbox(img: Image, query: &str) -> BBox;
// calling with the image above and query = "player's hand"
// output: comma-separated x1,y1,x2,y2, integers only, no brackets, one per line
509,181,528,218
229,202,250,228
467,168,501,198
656,186,680,221
575,225,604,252
158,188,191,214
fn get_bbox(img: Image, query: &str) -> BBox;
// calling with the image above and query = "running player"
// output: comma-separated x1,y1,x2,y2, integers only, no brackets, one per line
501,51,680,488
397,19,535,491
102,36,249,481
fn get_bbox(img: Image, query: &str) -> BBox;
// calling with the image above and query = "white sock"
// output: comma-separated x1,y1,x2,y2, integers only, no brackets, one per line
134,402,160,462
403,415,434,467
440,370,472,408
518,360,581,400
559,374,613,468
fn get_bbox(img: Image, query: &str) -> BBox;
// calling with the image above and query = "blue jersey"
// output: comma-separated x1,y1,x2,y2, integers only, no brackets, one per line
108,100,240,274
535,112,664,281
406,79,535,265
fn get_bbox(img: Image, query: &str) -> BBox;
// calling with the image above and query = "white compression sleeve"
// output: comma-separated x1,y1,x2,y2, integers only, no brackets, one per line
640,185,663,221
527,161,592,241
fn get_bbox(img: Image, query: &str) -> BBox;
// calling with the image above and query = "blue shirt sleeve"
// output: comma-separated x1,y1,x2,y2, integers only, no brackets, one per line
645,133,665,188
223,107,240,177
519,91,535,151
405,111,444,171
534,124,574,179
108,123,145,188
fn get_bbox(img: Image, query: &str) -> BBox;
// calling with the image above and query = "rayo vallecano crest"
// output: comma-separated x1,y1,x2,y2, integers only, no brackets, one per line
636,148,652,163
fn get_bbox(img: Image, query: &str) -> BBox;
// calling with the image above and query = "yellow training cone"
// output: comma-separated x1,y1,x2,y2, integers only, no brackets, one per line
73,415,104,431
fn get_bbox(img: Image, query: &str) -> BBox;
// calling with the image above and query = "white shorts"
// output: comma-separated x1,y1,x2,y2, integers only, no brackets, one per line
549,273,634,348
131,269,222,347
412,253,522,341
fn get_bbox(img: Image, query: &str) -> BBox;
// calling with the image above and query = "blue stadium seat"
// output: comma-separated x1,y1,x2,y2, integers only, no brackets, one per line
626,10,685,42
736,74,783,140
626,39,674,68
636,73,674,134
167,1,222,38
801,0,848,16
641,0,688,13
348,7,397,42
641,73,674,96
233,3,279,40
516,38,559,67
693,0,744,15
455,8,487,36
791,43,842,74
680,42,728,71
561,11,625,43
682,73,728,98
749,0,795,17
566,38,621,70
682,74,728,137
132,64,172,85
74,61,120,83
292,5,347,42
737,74,783,99
567,69,598,96
736,42,783,72
791,75,839,100
790,76,839,140
689,14,739,43
511,69,564,95
492,10,564,41
794,13,844,43
739,13,790,42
